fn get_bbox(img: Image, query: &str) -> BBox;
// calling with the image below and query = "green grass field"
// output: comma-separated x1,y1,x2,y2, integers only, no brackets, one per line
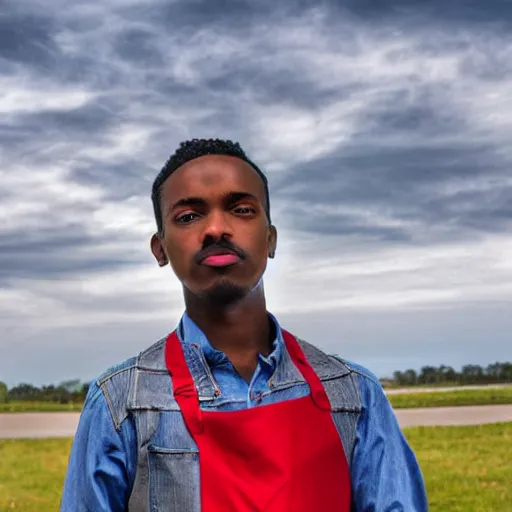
406,423,512,511
0,401,83,413
388,386,512,409
0,423,510,511
2,386,512,413
0,438,73,511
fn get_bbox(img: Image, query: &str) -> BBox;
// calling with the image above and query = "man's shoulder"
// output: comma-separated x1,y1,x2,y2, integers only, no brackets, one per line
90,336,169,429
332,358,390,412
294,336,352,378
294,336,378,382
95,335,168,387
293,335,383,391
333,358,382,387
95,356,138,387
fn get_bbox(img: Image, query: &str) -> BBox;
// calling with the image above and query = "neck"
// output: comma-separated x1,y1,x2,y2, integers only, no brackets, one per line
184,283,274,381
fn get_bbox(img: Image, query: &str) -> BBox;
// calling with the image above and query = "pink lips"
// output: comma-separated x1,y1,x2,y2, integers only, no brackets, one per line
202,253,240,267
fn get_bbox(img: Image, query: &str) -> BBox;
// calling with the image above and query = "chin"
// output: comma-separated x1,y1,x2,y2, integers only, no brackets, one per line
202,279,249,307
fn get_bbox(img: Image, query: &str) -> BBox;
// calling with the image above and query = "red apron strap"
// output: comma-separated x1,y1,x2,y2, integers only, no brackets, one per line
281,330,332,411
164,331,204,435
165,328,331,433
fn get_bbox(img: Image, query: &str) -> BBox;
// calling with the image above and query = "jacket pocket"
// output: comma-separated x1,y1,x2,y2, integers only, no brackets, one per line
148,446,201,512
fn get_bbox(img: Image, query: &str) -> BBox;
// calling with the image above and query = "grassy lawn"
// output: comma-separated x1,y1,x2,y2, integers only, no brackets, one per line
406,422,512,511
0,401,83,413
0,438,73,511
388,386,512,408
383,382,512,390
0,423,510,511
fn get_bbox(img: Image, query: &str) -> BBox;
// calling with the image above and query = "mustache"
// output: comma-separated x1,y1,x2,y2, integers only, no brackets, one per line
194,239,247,264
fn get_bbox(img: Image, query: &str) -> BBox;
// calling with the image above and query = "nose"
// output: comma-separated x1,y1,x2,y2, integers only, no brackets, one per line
202,209,233,241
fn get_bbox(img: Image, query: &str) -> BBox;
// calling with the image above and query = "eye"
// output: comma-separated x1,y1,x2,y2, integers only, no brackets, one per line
234,206,256,215
175,212,199,224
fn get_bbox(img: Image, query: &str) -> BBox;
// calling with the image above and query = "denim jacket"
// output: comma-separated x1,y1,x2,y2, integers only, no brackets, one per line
61,313,428,511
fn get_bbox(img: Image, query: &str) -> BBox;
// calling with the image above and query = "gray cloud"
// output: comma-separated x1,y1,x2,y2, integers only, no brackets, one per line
328,0,512,28
274,140,511,242
2,0,511,256
1,0,511,385
0,226,143,281
0,10,58,69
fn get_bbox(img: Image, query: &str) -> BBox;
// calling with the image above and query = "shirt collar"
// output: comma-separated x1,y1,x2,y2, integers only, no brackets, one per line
177,311,283,372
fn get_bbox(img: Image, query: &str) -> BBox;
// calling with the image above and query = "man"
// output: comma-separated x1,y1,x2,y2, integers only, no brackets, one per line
61,138,428,511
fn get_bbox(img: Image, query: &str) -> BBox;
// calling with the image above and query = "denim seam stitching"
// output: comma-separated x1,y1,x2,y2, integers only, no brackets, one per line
192,344,221,398
345,365,382,387
269,380,307,392
96,361,137,387
100,381,122,431
133,367,169,374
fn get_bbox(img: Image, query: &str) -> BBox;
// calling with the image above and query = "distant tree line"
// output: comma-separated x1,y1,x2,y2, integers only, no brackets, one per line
1,362,511,404
391,362,512,387
0,379,89,404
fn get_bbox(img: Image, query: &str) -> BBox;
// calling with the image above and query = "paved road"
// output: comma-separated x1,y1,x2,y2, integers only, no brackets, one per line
0,413,80,439
395,405,512,428
1,405,512,439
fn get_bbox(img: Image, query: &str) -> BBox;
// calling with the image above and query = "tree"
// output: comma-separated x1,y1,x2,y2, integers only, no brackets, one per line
460,364,484,384
418,366,438,385
8,383,42,401
403,369,418,386
486,363,503,383
393,371,406,386
0,381,8,403
502,363,512,382
438,365,457,384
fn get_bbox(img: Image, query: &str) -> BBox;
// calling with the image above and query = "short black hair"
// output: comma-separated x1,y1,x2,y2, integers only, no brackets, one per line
151,138,271,233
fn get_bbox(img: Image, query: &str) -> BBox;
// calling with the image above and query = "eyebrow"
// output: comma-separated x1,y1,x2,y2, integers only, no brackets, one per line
170,197,206,211
169,191,260,213
227,191,259,204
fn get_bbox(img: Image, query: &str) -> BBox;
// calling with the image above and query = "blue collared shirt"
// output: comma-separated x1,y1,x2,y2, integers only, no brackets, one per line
61,313,428,511
180,311,283,408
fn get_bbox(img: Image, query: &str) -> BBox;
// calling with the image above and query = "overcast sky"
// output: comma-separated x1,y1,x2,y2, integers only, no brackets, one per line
1,0,511,387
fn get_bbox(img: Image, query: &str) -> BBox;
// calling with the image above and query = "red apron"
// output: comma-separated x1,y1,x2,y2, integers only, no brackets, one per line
165,329,351,511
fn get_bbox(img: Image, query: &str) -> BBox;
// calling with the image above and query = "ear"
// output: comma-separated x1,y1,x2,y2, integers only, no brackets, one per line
267,224,277,259
150,233,169,267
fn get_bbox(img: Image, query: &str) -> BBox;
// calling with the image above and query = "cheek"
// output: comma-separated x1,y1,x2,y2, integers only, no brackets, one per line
252,231,271,258
166,235,194,267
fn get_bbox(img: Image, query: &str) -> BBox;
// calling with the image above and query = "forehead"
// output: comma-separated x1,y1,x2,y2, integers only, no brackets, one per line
161,155,266,205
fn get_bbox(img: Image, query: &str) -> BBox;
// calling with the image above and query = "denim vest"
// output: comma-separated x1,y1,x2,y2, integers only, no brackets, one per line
97,334,362,511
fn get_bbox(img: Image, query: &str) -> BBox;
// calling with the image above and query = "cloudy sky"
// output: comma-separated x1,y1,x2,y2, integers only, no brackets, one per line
1,0,511,387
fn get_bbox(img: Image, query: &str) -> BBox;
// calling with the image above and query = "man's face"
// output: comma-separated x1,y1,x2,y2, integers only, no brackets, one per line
151,155,277,304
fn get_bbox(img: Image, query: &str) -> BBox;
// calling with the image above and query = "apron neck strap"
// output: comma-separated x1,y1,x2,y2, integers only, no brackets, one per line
164,327,332,435
281,330,332,411
165,330,204,434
